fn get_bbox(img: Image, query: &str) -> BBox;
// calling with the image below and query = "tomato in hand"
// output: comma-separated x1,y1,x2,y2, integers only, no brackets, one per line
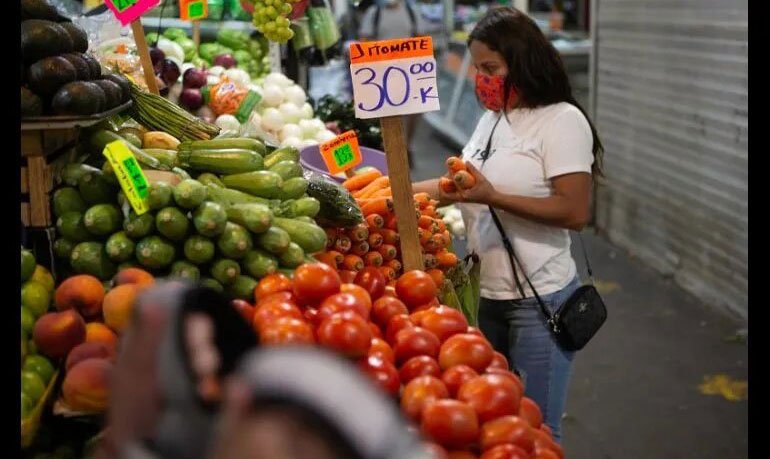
399,355,441,384
457,374,522,423
396,270,438,309
293,263,341,306
441,365,479,397
231,299,255,325
317,310,373,358
358,355,400,397
518,397,543,428
439,333,494,373
340,283,373,316
254,273,293,301
368,337,395,364
259,317,315,346
418,305,469,342
372,296,409,328
385,314,415,345
486,352,509,371
421,399,479,449
253,301,303,331
393,326,441,364
479,415,535,453
354,266,387,300
400,375,449,421
479,444,530,459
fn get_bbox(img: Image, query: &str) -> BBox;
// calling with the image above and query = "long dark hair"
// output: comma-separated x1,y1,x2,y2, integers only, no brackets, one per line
468,6,604,176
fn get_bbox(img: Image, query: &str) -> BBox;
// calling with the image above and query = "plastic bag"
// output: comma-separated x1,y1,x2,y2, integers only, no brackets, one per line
303,170,364,228
202,77,262,123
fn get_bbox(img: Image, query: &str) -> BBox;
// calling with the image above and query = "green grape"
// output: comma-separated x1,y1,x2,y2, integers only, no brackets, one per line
265,6,277,18
281,3,293,14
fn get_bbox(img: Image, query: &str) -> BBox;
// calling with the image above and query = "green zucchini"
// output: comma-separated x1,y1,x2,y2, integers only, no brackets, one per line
88,129,168,171
225,275,258,301
272,217,327,254
173,179,208,209
135,236,176,270
147,181,174,210
263,147,300,169
143,149,179,169
278,197,321,219
155,207,190,241
257,226,291,254
193,201,227,237
242,249,279,278
279,177,309,200
206,184,277,208
197,173,225,188
268,160,303,180
179,138,266,155
170,261,201,282
211,258,241,285
61,163,100,187
124,211,155,239
105,231,135,262
279,242,305,268
221,171,283,199
70,241,116,280
199,277,224,293
226,203,273,234
183,235,216,265
84,204,123,237
177,149,264,175
217,222,253,259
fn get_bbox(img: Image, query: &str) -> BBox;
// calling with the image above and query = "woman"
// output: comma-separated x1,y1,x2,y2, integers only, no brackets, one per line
414,6,603,442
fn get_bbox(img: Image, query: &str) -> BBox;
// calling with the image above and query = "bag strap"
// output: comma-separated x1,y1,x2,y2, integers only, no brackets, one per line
575,233,595,284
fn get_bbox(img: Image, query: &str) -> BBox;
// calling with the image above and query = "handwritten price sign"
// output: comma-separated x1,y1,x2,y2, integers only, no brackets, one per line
349,37,440,119
105,0,160,25
103,141,150,215
320,131,362,175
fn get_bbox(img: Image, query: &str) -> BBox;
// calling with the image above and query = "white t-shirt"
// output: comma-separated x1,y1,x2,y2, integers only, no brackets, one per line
456,102,594,300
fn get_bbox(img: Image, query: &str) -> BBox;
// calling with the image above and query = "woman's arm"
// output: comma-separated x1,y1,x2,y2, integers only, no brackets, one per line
443,163,592,231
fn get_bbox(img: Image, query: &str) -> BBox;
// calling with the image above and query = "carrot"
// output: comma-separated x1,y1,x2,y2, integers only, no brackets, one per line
446,157,466,174
327,250,344,266
334,236,352,254
352,240,370,257
354,176,390,199
368,232,383,249
433,219,447,233
379,266,397,281
453,170,476,190
370,187,392,198
386,215,398,230
342,254,364,271
439,176,457,193
436,250,459,268
342,169,382,192
386,259,402,273
421,205,438,219
360,197,393,217
378,244,398,261
379,229,399,245
422,235,439,252
324,228,338,250
364,252,384,267
418,228,432,246
347,224,369,242
413,192,431,206
314,252,340,268
365,214,385,229
423,253,438,269
418,215,435,230
426,269,445,288
440,230,452,247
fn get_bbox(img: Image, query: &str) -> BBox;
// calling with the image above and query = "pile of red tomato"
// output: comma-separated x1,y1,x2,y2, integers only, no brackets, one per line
231,263,565,459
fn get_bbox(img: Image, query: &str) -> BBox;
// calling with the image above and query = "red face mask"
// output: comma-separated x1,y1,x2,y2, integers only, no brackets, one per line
475,74,518,111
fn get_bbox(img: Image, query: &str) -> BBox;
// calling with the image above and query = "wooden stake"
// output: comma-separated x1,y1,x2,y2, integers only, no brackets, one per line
131,19,159,95
192,21,201,47
379,116,423,271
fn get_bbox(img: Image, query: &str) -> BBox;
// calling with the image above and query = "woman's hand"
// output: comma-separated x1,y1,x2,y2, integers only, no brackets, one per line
440,163,498,205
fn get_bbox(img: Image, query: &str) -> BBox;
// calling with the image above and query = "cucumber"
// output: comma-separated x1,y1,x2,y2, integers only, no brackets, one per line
211,258,241,285
61,163,100,187
124,211,155,239
52,187,87,217
193,201,227,237
179,138,266,155
172,167,192,180
147,181,174,210
84,204,123,236
222,171,283,199
306,176,364,227
217,222,253,259
206,184,278,208
199,277,224,293
225,275,258,301
78,170,117,205
242,249,279,278
279,197,320,218
155,207,190,241
56,212,91,242
279,177,308,200
177,149,264,175
184,235,215,265
272,217,327,254
257,226,291,254
279,242,305,268
170,261,201,282
264,147,300,169
53,238,76,259
105,231,136,262
268,160,303,180
295,216,316,224
143,149,179,169
101,161,119,185
173,179,207,209
226,203,273,234
196,173,224,188
70,242,116,280
136,236,176,270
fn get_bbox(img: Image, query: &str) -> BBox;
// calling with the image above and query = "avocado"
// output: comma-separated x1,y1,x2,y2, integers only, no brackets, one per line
21,87,43,117
21,20,72,63
51,81,106,115
21,0,67,22
60,22,88,53
59,53,91,80
92,80,122,110
102,73,130,103
79,53,102,79
27,56,77,97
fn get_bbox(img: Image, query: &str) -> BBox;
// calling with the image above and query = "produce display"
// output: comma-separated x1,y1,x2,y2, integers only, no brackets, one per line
252,0,297,43
315,95,384,151
437,205,466,238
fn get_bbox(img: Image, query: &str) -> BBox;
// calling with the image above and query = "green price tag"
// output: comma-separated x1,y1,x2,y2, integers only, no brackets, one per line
333,144,355,168
188,1,204,17
114,0,138,12
103,140,150,215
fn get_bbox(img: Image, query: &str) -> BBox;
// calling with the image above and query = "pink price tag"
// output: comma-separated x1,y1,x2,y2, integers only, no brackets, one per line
105,0,161,26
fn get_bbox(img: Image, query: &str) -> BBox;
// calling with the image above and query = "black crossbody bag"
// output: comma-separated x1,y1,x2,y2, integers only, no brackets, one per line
480,115,607,351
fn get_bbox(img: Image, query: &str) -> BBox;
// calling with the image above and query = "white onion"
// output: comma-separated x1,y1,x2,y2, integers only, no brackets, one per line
280,123,302,142
215,115,241,132
298,119,320,138
241,112,262,139
261,107,285,131
206,75,221,86
284,85,307,107
309,118,327,132
261,84,284,107
315,129,337,143
224,68,251,87
281,136,304,149
451,222,465,236
208,66,226,77
278,102,301,124
299,102,314,120
264,72,286,87
277,74,294,88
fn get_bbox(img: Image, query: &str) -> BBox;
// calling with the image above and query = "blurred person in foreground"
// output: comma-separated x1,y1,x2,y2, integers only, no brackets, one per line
413,6,604,442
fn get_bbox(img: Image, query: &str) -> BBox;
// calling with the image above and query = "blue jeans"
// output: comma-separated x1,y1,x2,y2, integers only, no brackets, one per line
478,277,581,443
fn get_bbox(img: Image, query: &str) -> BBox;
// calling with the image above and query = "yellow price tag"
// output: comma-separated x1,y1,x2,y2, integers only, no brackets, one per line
103,140,150,215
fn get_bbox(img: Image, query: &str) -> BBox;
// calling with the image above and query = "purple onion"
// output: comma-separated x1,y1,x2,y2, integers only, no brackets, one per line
160,59,181,86
179,88,204,110
183,68,208,89
213,54,237,69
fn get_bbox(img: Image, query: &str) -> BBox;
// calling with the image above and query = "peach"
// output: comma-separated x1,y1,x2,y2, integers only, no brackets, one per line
103,284,139,334
62,358,112,413
85,322,118,349
33,310,86,359
113,268,155,288
65,342,116,371
55,275,105,319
